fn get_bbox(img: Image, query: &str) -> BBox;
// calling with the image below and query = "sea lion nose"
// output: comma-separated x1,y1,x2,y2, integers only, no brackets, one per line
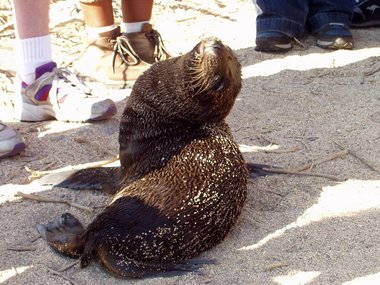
201,38,223,55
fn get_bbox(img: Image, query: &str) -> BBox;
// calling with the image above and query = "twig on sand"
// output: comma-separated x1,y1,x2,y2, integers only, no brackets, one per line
262,167,343,181
6,233,42,252
16,192,94,213
0,22,13,33
30,234,42,243
261,150,350,181
7,245,37,252
47,267,80,285
288,149,349,172
361,65,380,84
56,260,80,273
265,262,289,271
0,68,16,77
264,147,302,154
25,155,119,180
333,140,380,174
255,133,278,145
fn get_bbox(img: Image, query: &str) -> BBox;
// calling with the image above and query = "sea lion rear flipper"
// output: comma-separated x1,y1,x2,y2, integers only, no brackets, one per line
37,212,85,257
35,167,120,195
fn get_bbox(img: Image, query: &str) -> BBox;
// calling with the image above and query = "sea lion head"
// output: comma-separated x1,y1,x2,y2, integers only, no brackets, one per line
183,37,242,123
130,38,242,125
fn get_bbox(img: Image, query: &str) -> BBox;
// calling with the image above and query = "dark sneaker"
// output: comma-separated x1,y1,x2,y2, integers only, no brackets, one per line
0,122,26,158
255,31,293,52
315,23,353,50
14,62,117,122
75,24,172,86
352,0,380,28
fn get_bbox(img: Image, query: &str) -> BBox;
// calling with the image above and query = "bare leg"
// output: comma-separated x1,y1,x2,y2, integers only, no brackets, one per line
12,0,50,39
80,0,114,28
11,0,117,122
121,0,153,22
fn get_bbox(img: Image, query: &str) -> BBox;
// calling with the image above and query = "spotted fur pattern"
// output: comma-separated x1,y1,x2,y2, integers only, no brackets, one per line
41,38,247,278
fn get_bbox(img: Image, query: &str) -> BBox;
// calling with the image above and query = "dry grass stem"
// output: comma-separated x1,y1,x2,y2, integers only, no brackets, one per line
56,260,80,273
259,150,350,181
25,155,119,180
263,167,343,181
289,150,349,172
7,245,37,252
47,268,80,285
265,262,289,271
16,192,94,212
333,140,380,174
264,147,301,154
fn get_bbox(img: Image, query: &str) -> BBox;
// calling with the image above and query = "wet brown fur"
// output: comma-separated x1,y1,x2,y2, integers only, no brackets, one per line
39,38,247,278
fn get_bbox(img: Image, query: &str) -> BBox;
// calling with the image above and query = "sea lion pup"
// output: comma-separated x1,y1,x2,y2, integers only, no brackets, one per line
38,37,247,278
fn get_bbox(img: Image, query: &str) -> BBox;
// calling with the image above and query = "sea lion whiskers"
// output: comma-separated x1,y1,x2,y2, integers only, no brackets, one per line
186,38,230,95
187,58,218,95
184,42,213,94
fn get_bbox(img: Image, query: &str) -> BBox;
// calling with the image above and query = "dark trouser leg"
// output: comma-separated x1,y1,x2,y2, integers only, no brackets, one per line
308,0,355,33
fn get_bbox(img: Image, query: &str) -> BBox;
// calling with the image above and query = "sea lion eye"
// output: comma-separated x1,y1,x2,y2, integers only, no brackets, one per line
212,75,225,91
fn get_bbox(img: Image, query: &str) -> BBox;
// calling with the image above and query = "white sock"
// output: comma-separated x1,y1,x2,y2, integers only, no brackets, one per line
15,35,53,85
86,24,116,40
120,21,149,34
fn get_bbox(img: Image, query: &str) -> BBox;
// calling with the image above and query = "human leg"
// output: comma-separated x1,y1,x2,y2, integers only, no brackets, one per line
81,0,114,28
76,0,171,86
121,0,171,64
121,0,153,25
308,0,355,32
12,0,116,122
308,0,354,49
255,0,307,52
13,0,52,84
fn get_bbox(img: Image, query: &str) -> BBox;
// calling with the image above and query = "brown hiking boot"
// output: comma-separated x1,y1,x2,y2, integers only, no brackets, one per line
74,24,172,87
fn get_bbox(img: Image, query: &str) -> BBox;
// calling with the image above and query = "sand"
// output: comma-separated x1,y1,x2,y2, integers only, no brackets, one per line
0,1,380,284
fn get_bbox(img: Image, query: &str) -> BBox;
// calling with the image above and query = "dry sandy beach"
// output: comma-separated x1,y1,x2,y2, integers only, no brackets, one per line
0,0,380,284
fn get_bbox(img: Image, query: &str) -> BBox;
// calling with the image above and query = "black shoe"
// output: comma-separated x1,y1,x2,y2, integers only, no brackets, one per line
352,0,380,28
255,31,292,52
315,23,353,50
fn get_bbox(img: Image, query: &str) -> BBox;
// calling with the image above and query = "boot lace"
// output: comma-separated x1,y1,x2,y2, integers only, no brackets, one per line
145,29,172,62
55,67,92,95
112,36,140,71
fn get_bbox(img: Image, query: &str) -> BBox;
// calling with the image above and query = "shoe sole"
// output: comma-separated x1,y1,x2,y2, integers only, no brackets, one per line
316,38,353,50
255,43,293,52
87,103,117,122
16,99,117,122
0,141,26,158
15,102,56,122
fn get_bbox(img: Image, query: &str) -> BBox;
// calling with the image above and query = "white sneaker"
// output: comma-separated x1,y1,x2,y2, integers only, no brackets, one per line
14,62,117,122
0,122,26,158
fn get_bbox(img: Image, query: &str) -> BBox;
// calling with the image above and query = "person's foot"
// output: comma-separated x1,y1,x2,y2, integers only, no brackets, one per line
14,62,117,122
255,31,293,52
0,122,26,158
315,23,353,50
74,24,172,86
352,0,380,28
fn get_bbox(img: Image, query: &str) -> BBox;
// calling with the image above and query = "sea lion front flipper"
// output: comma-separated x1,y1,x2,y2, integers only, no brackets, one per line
36,167,120,195
37,213,85,257
246,162,278,178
